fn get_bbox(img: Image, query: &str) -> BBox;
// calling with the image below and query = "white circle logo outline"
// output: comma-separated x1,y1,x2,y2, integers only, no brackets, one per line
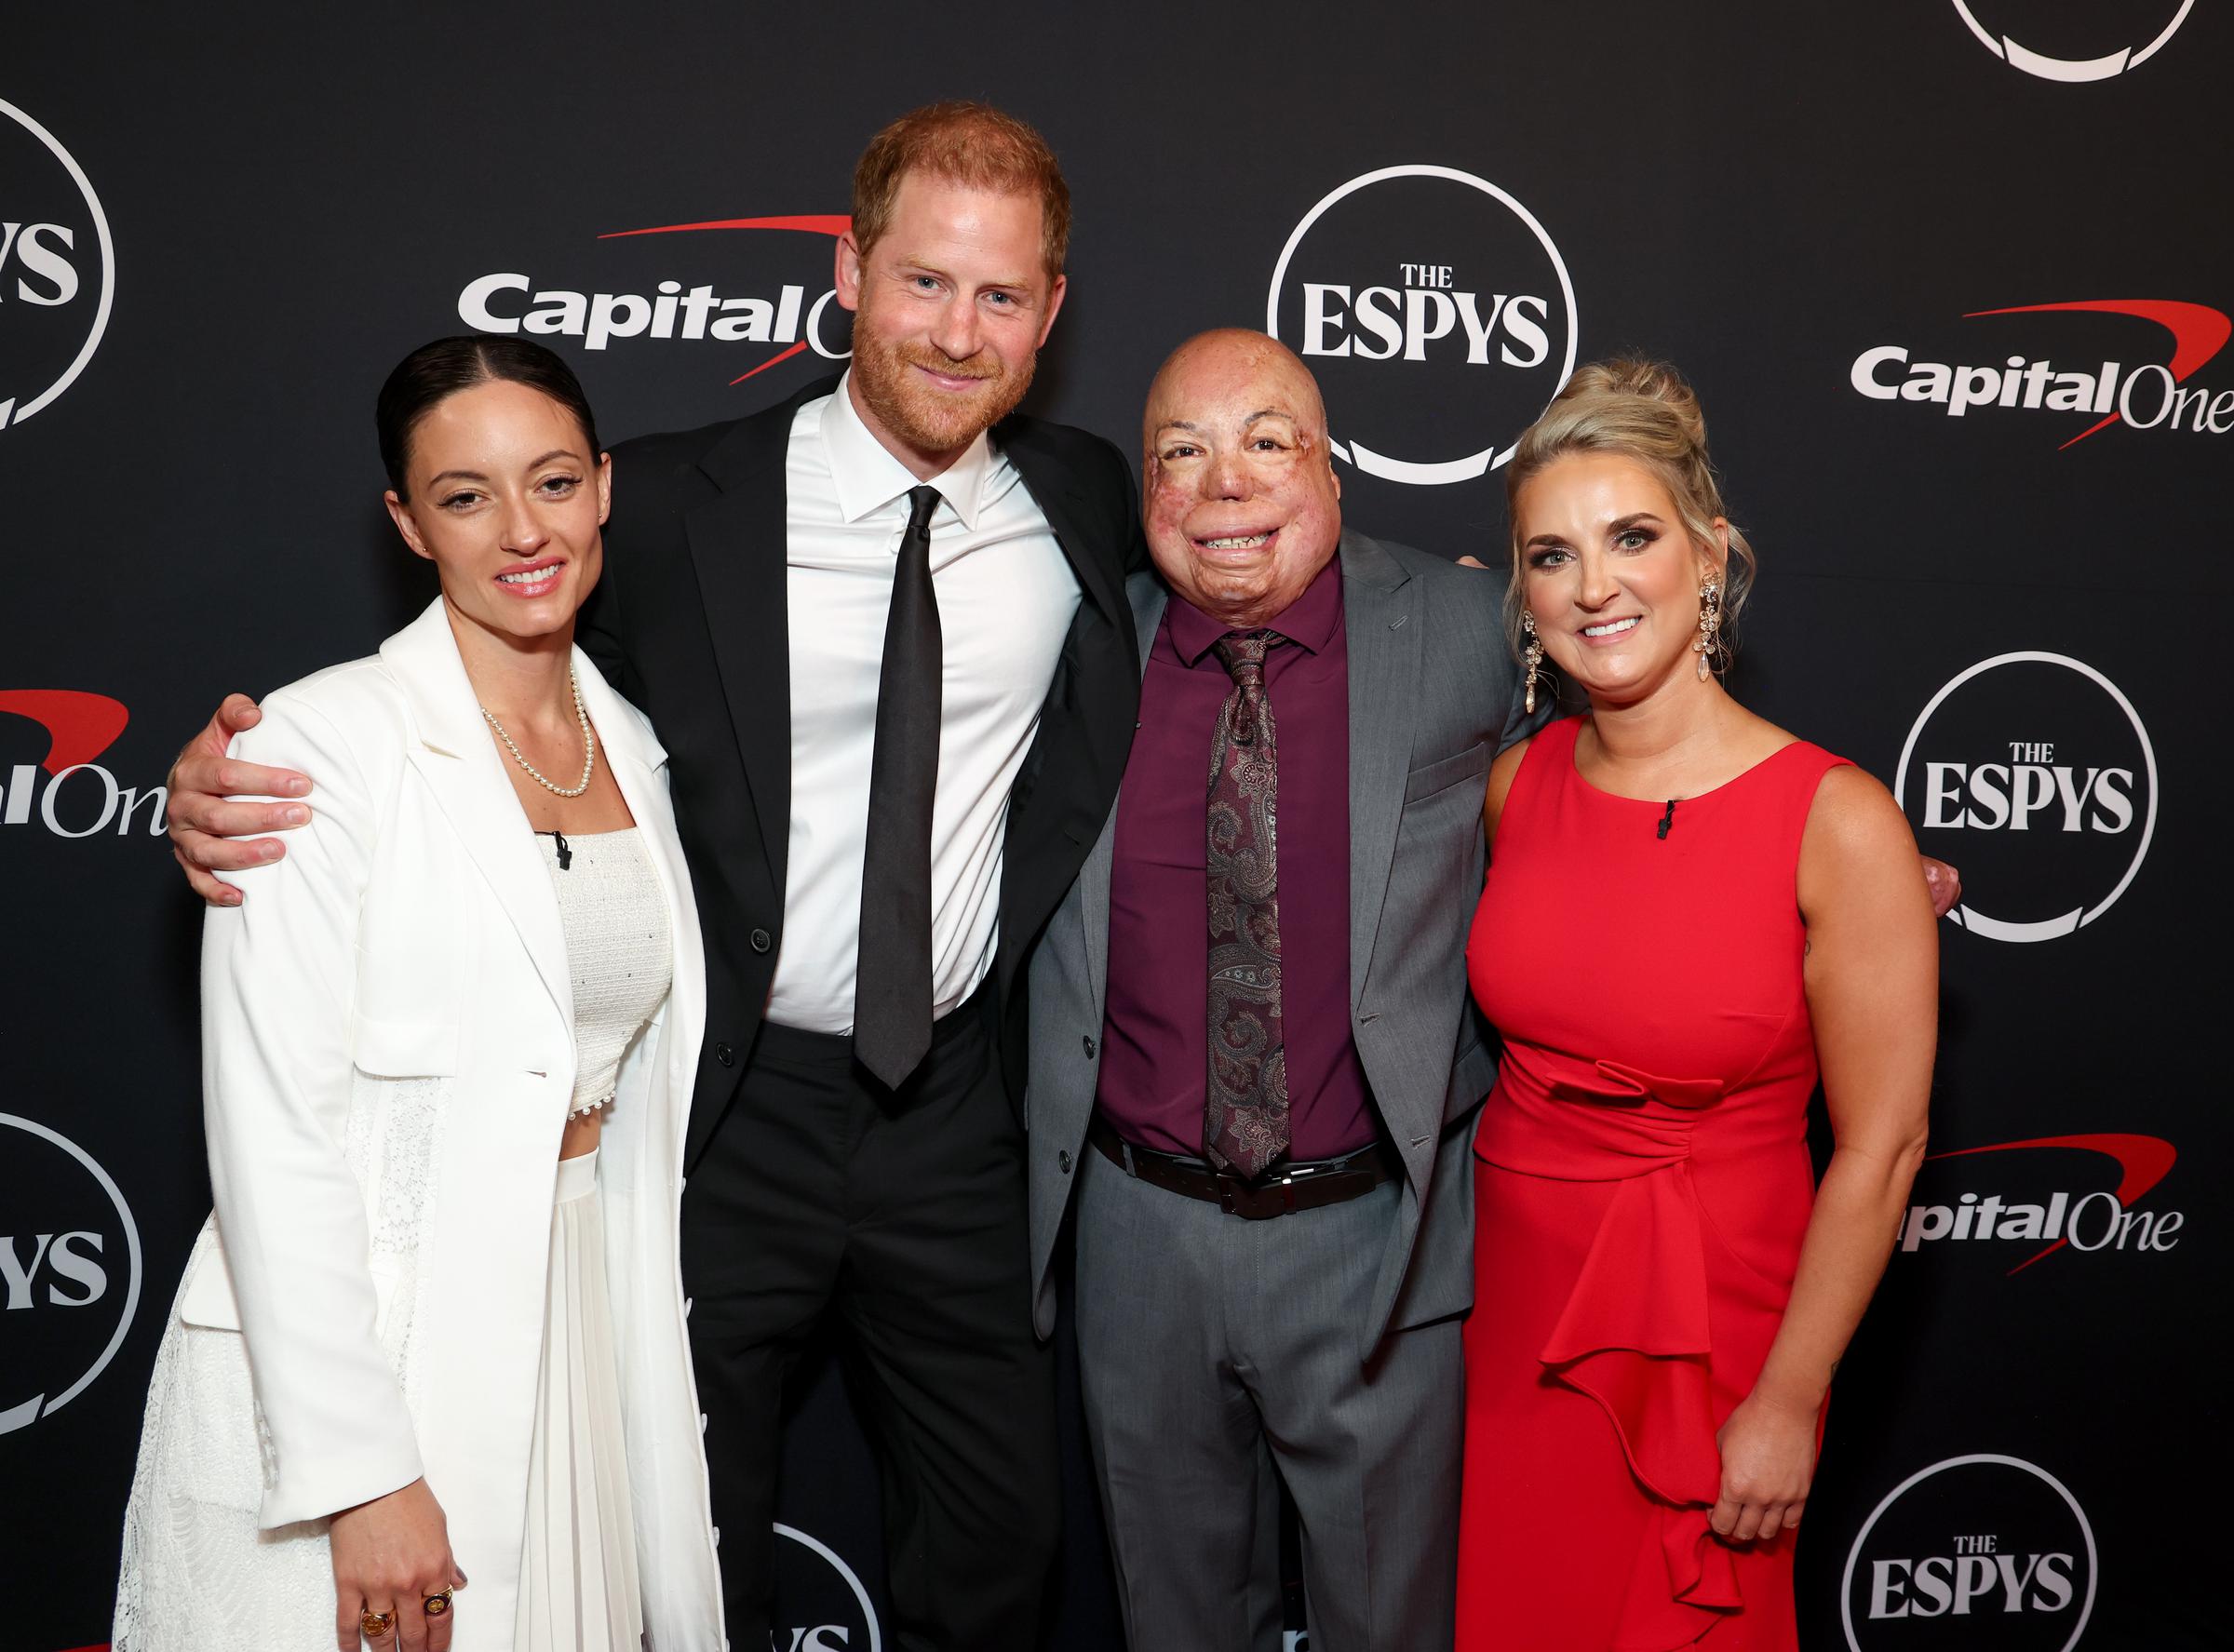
774,1522,881,1652
0,98,116,431
1840,1452,2097,1652
1893,651,2157,943
1949,0,2193,81
0,1112,143,1434
1265,164,1579,486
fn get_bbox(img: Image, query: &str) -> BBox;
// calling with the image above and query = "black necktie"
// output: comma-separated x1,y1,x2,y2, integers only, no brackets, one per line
854,483,944,1089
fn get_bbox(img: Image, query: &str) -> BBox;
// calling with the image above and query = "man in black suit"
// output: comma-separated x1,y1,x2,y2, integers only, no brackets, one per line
167,102,1141,1648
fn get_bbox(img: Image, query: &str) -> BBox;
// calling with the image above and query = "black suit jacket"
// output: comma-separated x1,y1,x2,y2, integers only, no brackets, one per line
579,375,1144,1170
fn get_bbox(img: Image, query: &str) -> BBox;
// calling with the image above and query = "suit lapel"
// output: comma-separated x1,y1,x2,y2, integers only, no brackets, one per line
1079,573,1167,1011
1340,531,1420,1011
686,387,818,901
1004,428,1127,629
380,602,572,1034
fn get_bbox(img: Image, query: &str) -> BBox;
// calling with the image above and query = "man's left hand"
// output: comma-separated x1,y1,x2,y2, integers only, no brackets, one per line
1922,857,1961,919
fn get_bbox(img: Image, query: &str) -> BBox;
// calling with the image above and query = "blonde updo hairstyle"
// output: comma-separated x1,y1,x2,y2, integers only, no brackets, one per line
1501,358,1756,668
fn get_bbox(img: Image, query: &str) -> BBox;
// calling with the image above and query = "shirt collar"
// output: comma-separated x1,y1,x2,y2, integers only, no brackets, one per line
1164,554,1345,666
820,368,994,531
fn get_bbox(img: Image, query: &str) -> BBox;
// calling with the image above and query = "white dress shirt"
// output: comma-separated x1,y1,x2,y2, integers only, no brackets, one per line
767,371,1083,1034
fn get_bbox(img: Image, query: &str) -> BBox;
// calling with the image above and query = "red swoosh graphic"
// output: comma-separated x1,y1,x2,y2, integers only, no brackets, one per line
0,690,130,772
1926,1132,2177,1274
597,213,851,240
731,341,809,385
1965,300,2232,448
594,213,850,384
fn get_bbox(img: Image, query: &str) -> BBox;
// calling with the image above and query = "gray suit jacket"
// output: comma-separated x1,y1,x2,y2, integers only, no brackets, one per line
1026,529,1537,1350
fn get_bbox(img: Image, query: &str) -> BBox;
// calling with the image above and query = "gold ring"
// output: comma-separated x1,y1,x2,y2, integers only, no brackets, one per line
423,1588,452,1617
360,1607,397,1637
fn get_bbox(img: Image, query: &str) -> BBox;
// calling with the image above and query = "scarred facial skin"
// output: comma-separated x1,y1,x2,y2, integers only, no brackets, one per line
1141,329,1343,628
836,170,1067,477
383,378,612,651
1514,450,1726,709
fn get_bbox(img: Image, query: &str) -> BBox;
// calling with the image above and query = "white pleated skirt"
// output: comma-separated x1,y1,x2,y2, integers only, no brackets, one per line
515,1149,643,1652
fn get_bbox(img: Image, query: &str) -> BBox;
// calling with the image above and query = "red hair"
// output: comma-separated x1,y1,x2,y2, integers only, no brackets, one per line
851,101,1070,277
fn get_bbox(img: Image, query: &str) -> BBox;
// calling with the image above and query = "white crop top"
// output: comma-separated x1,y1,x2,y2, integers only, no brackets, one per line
535,827,674,1120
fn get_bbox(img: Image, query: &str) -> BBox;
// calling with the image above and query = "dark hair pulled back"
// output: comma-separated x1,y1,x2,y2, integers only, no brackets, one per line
376,335,600,500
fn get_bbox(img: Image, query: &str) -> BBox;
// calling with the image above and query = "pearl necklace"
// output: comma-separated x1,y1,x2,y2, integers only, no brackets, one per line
482,665,597,798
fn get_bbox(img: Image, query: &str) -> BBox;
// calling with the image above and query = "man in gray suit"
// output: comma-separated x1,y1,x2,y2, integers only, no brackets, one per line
1026,328,1536,1651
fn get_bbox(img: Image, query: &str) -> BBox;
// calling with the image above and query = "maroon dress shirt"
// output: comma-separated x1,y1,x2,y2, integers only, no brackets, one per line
1096,560,1376,1162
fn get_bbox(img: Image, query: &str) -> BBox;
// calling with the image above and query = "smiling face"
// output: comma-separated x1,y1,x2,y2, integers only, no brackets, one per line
383,378,610,648
1514,450,1724,705
836,169,1067,474
1142,330,1343,628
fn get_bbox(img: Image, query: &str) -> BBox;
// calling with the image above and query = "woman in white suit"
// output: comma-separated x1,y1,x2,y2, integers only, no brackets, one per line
114,338,723,1650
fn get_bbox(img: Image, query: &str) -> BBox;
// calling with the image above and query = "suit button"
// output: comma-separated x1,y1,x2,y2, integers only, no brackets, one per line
1083,1035,1097,1057
749,927,773,954
715,1042,735,1068
1058,1150,1072,1174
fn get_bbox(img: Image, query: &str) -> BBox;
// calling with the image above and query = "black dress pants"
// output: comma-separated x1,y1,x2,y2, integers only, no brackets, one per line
679,984,1058,1651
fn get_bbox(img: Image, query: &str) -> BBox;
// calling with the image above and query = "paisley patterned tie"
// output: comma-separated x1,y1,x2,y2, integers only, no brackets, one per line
1204,629,1289,1178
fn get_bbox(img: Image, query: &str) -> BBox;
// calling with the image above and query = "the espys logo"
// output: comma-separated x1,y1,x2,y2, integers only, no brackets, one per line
1852,300,2232,448
1843,1455,2095,1651
1893,653,2155,943
1266,165,1578,486
1950,0,2193,81
0,690,164,839
1,1113,142,1435
1899,1133,2182,1271
459,212,854,388
0,98,115,431
773,1522,881,1651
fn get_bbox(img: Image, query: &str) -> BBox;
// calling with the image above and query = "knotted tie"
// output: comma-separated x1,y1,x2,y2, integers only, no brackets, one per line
855,484,944,1089
1204,629,1289,1177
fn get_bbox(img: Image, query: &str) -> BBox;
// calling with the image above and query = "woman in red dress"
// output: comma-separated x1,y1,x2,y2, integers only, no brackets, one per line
1457,360,1938,1650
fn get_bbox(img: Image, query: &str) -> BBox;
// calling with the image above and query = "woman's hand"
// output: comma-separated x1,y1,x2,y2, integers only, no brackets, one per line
329,1478,465,1651
1710,1391,1818,1544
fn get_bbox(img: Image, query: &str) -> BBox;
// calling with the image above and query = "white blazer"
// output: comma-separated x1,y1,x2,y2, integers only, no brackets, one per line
114,599,723,1651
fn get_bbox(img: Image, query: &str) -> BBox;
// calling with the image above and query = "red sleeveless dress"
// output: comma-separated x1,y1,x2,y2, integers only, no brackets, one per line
1457,716,1850,1651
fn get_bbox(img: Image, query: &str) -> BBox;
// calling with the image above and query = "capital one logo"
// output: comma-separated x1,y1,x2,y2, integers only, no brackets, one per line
461,212,854,389
1899,1133,2182,1272
1852,301,2232,449
0,1113,143,1434
1843,1455,2095,1650
0,690,166,838
1266,165,1578,486
772,1522,881,1650
1950,1,2193,81
0,98,116,430
1893,653,2155,942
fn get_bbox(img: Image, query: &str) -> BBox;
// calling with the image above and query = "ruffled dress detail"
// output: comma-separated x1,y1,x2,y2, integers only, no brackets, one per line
1458,718,1849,1651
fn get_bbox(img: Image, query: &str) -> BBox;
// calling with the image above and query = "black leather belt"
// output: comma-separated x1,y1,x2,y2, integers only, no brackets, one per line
1087,1113,1397,1220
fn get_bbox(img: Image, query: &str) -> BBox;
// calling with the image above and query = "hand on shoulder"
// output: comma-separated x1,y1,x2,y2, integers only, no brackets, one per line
167,692,309,905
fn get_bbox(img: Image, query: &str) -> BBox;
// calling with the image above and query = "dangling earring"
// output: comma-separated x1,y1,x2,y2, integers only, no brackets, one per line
1522,610,1546,714
1693,576,1722,682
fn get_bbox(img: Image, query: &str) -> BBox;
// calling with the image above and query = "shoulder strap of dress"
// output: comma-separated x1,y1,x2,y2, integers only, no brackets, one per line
1767,741,1858,839
1503,714,1583,818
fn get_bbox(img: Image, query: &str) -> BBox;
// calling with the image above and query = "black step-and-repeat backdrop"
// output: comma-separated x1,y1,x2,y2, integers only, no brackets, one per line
5,5,2225,1648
